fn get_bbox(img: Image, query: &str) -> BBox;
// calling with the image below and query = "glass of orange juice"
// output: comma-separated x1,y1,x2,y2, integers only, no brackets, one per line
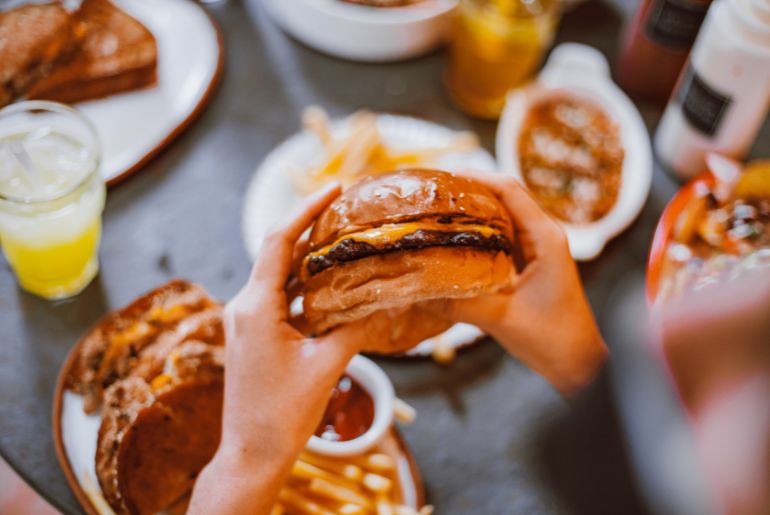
0,101,105,300
446,0,560,119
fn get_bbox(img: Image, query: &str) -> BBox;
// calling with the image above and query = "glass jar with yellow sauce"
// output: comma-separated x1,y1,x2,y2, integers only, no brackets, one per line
0,101,105,300
446,0,560,119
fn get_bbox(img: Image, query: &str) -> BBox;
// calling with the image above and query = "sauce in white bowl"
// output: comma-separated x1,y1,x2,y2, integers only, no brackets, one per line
496,43,652,261
307,355,395,457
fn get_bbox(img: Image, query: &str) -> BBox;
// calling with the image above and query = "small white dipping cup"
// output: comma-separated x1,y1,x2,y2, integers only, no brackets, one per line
306,355,395,457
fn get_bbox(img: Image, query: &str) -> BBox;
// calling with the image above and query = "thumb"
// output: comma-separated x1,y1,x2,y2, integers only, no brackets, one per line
317,317,373,356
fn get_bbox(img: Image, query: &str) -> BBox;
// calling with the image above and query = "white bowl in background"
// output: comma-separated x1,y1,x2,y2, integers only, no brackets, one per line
261,0,456,62
306,355,395,457
496,43,652,261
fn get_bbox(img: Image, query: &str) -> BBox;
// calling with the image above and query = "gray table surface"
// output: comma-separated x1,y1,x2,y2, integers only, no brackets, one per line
1,0,768,514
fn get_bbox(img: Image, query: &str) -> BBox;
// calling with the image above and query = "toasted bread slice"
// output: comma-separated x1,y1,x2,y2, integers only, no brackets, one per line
28,0,157,103
67,279,222,413
0,2,83,106
97,342,224,515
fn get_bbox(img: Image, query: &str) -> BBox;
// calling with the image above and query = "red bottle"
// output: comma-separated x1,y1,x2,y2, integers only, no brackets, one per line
616,0,712,103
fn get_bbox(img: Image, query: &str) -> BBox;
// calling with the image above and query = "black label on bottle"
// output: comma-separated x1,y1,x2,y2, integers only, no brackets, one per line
675,65,731,137
645,0,710,49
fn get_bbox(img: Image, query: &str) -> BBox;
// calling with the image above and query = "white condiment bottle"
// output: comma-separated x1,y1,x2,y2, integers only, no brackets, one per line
654,0,770,180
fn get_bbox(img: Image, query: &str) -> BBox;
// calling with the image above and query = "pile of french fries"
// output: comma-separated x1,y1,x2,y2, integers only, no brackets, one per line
273,450,433,515
291,106,479,195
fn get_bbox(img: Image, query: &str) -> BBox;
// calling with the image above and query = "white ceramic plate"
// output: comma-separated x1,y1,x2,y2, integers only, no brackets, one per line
496,43,653,261
72,0,222,185
242,113,496,357
261,0,456,62
55,356,424,514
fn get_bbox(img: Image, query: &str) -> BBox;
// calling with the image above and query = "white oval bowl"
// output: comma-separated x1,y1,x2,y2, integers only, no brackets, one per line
261,0,456,62
496,43,653,261
306,355,395,457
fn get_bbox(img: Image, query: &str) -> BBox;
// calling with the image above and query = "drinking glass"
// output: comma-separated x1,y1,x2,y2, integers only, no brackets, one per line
0,101,105,299
446,0,560,119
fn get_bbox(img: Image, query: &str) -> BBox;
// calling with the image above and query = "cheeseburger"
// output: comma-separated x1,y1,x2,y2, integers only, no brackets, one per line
301,169,517,334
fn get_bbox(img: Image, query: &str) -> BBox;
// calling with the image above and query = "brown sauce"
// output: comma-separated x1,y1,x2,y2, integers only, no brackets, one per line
315,375,374,442
518,95,624,224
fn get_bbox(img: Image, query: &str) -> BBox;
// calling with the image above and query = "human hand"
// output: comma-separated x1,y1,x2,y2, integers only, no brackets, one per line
658,271,770,515
435,170,607,395
190,184,401,514
190,183,449,514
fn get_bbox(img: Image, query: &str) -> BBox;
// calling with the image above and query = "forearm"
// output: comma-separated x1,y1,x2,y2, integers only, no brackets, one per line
189,341,358,514
188,444,295,515
489,320,608,396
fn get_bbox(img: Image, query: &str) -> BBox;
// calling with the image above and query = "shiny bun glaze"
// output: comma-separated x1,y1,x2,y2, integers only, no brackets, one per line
309,169,514,250
301,169,518,339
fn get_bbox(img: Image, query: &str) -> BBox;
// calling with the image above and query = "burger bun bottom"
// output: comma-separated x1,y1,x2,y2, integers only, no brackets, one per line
303,247,516,345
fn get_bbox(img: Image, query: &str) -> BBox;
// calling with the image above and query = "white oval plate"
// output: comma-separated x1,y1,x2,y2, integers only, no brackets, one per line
243,113,496,357
262,0,456,62
72,0,222,185
496,43,653,261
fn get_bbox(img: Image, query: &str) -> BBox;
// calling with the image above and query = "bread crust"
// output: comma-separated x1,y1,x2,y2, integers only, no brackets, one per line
27,0,158,104
304,247,515,333
309,169,514,250
67,279,222,413
0,3,82,106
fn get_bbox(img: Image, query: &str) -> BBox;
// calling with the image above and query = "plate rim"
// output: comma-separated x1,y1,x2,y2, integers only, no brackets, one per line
52,314,426,514
104,2,225,187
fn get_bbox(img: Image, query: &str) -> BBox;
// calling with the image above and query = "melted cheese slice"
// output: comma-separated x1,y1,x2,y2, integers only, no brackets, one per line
308,222,503,259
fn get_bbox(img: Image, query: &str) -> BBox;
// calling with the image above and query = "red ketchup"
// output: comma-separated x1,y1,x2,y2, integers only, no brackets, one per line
616,0,712,103
315,375,375,442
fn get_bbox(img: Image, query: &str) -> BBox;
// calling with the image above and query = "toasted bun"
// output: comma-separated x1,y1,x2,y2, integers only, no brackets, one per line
309,168,514,249
304,247,515,334
355,303,454,354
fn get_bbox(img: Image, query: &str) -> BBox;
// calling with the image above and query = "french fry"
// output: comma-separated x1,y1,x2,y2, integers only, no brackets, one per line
348,453,395,474
363,473,393,495
338,504,368,515
336,117,379,183
308,478,373,509
279,487,336,515
292,460,361,491
279,449,426,515
302,106,333,146
393,398,416,424
376,494,395,515
300,452,364,481
294,107,483,197
431,336,456,364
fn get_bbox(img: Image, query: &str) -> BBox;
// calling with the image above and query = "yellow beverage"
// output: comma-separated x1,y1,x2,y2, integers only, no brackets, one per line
446,0,559,119
0,101,104,299
1,219,101,298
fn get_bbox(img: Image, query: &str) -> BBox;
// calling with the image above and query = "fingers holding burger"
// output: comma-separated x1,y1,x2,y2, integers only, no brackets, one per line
295,168,518,352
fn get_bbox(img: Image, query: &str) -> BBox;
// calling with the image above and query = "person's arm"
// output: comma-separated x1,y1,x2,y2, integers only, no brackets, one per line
188,184,377,514
438,171,608,395
658,272,770,515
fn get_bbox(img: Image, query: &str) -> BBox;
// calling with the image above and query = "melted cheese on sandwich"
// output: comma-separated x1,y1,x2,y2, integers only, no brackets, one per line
308,222,503,259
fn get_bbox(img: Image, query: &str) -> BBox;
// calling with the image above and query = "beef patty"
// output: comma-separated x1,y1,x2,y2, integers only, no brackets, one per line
306,229,512,276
